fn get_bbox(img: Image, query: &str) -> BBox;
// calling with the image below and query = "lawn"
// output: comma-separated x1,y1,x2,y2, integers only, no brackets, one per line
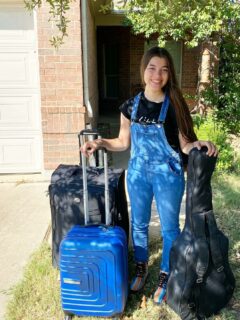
5,173,240,320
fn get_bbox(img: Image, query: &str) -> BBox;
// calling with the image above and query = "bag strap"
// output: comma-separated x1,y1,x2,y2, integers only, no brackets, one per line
206,211,225,272
192,210,225,284
192,214,209,283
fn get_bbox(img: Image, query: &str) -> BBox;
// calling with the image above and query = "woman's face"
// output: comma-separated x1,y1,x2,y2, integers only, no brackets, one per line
143,56,169,94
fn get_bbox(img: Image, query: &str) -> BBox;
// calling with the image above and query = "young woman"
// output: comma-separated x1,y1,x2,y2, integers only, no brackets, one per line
81,47,217,304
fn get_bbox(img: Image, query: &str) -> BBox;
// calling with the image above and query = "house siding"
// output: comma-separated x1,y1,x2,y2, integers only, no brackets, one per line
37,0,85,170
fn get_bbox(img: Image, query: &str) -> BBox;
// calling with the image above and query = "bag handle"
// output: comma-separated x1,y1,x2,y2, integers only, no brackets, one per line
78,129,103,167
79,129,110,226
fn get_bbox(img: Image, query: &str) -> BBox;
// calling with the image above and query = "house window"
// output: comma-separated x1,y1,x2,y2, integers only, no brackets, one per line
144,40,182,87
103,43,119,98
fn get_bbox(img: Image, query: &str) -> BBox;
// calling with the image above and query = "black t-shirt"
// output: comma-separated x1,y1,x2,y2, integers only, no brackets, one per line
119,92,180,151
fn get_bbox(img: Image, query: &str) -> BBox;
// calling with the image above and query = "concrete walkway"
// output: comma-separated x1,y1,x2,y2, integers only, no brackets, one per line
0,174,51,320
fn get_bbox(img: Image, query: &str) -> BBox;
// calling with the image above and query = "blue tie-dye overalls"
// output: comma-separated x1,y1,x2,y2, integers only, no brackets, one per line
127,92,185,272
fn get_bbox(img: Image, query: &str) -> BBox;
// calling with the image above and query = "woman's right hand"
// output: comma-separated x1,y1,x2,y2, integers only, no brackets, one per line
80,139,102,157
80,114,131,157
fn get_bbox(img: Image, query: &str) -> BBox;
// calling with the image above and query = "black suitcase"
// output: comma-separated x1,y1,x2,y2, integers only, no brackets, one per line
49,130,129,268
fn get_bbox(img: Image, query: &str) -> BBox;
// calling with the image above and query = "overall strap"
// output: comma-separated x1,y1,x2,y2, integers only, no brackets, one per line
206,211,224,272
192,213,209,283
131,92,142,121
158,94,170,123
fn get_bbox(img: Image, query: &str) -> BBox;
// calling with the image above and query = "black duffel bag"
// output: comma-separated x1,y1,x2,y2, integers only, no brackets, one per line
166,147,235,319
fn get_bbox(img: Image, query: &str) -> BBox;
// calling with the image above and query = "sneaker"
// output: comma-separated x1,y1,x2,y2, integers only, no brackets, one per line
153,271,169,304
130,262,148,293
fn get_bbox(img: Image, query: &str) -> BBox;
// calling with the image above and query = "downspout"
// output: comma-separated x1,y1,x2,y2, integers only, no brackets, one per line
81,0,93,119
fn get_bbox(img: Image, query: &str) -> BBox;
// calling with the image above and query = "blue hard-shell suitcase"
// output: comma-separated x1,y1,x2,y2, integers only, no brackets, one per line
60,130,128,319
60,225,128,318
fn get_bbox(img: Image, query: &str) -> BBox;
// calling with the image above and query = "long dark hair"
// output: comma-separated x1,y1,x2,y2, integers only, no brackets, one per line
140,46,197,142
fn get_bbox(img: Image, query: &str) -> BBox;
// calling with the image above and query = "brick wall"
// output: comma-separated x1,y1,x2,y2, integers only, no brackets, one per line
181,45,201,107
129,34,145,96
37,0,85,170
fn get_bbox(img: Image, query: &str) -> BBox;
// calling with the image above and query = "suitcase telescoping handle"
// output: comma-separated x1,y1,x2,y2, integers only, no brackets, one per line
78,129,103,167
79,129,111,226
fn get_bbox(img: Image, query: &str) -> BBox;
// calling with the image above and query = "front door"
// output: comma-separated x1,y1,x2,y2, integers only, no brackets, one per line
97,26,130,114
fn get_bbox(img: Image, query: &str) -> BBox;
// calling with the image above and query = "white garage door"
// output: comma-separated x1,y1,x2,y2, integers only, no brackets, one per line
0,2,42,173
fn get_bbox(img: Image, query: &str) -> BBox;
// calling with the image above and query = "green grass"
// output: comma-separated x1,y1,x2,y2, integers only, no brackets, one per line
5,173,240,320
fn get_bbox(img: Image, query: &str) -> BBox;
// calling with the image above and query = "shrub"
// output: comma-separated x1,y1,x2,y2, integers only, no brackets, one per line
202,38,240,135
193,115,235,172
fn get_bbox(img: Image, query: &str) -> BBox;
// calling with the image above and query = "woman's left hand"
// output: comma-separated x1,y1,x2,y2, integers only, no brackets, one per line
192,140,218,157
